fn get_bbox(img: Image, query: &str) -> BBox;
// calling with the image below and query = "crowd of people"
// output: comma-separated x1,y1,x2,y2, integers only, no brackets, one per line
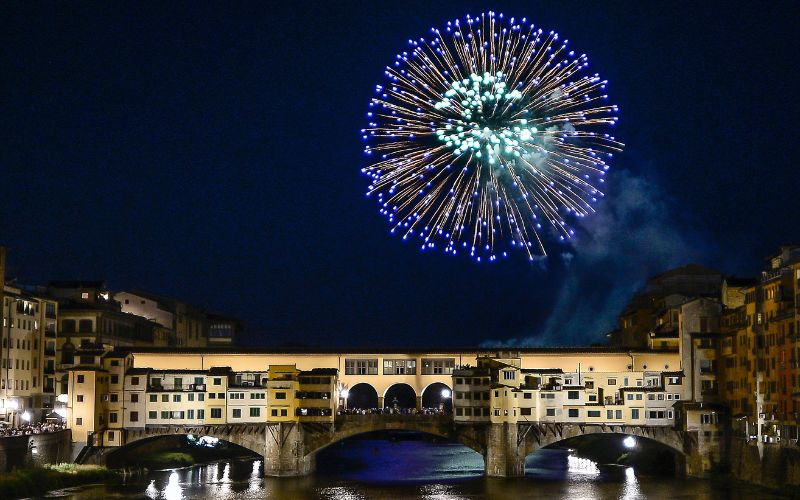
0,421,65,438
337,406,450,416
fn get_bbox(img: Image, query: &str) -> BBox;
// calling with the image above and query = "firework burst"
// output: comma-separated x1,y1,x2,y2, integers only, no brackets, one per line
361,12,623,262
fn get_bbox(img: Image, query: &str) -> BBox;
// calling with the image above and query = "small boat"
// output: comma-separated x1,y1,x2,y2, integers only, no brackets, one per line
597,463,628,480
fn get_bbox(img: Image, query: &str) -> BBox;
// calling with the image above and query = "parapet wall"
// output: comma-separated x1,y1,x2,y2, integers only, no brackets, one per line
0,429,73,472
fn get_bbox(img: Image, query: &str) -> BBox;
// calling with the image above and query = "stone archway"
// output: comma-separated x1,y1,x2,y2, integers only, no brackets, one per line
346,383,379,410
421,382,452,413
383,383,416,409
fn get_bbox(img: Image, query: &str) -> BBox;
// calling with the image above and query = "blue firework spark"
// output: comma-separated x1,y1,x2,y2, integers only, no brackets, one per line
361,12,623,262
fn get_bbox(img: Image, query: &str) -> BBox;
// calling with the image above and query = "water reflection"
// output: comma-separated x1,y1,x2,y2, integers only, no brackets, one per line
49,438,787,500
164,471,182,500
248,460,261,492
620,467,642,500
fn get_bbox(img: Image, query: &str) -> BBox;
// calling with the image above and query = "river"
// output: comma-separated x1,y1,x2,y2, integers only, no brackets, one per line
44,438,785,499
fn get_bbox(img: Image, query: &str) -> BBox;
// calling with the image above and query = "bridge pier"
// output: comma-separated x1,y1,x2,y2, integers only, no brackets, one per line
263,423,315,477
484,423,527,477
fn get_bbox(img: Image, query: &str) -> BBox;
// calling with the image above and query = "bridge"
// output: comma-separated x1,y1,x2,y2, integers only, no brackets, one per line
98,415,703,477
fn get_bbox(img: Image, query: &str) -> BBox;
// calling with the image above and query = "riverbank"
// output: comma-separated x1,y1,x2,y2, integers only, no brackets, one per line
0,463,119,499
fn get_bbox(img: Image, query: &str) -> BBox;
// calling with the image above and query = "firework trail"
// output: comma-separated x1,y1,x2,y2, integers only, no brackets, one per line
361,12,623,262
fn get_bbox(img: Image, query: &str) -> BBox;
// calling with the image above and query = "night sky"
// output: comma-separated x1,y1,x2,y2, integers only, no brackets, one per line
2,2,798,348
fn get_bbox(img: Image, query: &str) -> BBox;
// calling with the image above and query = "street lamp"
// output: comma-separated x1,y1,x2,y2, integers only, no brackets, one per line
439,388,452,414
21,411,31,423
623,436,637,449
341,388,349,411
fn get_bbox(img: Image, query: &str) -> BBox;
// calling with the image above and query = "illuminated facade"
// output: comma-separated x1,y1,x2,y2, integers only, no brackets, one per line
65,348,681,447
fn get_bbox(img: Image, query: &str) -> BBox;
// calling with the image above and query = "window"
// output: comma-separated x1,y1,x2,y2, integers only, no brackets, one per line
161,411,169,419
130,411,139,422
209,393,216,399
211,408,222,419
78,319,93,333
568,409,579,418
232,409,242,418
110,375,119,384
520,407,532,416
198,393,205,401
188,393,195,401
546,408,556,417
567,391,580,400
108,431,115,441
76,418,83,425
587,410,601,418
77,375,85,383
173,394,181,402
250,407,261,417
523,393,532,399
188,410,194,419
383,359,417,375
162,394,169,402
197,409,205,419
275,392,287,399
218,393,225,399
148,411,157,420
149,394,157,402
131,394,139,403
280,409,287,417
271,409,278,417
607,410,613,419
421,358,455,375
110,412,118,423
345,358,378,375
213,378,222,385
77,395,84,402
503,371,516,380
627,393,633,401
110,394,118,402
631,409,640,419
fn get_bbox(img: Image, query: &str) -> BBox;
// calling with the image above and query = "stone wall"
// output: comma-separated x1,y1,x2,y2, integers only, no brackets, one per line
0,429,72,472
727,439,800,488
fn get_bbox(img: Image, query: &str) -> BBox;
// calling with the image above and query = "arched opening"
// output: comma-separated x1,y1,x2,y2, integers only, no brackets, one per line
316,430,484,481
383,383,416,409
526,433,682,480
104,434,258,469
345,383,379,410
421,382,452,414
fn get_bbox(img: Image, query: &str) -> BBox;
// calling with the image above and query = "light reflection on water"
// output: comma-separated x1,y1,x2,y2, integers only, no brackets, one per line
52,439,786,500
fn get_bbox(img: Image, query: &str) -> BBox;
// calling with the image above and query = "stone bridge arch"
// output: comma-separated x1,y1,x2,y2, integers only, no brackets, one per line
97,424,269,467
304,415,486,456
518,423,687,458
